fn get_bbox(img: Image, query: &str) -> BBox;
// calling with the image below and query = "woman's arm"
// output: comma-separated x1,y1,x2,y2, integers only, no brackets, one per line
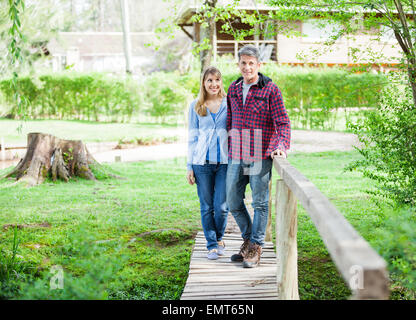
187,102,199,171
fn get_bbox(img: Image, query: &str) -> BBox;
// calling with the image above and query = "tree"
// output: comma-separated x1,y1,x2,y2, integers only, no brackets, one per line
199,0,218,72
262,0,416,106
119,0,132,74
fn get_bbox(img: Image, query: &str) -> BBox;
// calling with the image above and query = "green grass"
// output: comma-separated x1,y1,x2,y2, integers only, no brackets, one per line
0,151,414,299
0,118,185,145
0,158,199,299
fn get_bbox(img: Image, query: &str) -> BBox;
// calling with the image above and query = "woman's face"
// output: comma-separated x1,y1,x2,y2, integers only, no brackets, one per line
204,73,222,97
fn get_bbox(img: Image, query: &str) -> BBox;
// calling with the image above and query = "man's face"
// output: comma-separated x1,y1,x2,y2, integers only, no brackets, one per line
238,55,261,84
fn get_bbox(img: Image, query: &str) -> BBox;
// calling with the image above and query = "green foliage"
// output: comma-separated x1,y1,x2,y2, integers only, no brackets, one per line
0,159,199,300
373,207,416,299
142,72,192,123
19,226,127,300
0,226,38,299
261,65,387,130
347,74,416,205
0,63,386,129
178,62,386,130
0,76,38,118
0,73,142,122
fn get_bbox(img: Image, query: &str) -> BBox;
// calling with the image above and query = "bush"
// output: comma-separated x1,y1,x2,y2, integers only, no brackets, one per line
261,65,387,130
0,65,387,128
0,73,142,122
0,76,39,118
347,75,416,205
373,206,416,299
142,72,192,123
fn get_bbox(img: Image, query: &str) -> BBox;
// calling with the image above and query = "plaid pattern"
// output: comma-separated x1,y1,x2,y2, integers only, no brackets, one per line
227,73,291,161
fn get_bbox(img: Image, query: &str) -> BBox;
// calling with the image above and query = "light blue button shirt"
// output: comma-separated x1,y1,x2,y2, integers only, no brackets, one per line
187,98,228,171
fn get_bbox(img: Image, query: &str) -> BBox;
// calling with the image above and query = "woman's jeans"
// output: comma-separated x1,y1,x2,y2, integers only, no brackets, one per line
193,163,228,250
226,158,272,247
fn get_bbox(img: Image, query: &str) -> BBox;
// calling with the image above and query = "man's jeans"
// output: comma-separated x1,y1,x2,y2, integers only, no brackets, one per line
193,163,228,250
226,158,273,247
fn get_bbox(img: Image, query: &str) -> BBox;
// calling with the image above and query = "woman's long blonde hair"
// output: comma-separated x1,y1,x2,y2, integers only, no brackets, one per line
195,66,226,116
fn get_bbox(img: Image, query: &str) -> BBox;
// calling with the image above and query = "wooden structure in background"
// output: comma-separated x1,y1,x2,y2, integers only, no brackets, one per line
176,3,401,67
177,5,279,63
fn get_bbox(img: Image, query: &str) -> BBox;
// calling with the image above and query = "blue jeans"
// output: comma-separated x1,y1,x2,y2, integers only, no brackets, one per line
226,158,272,247
193,163,228,250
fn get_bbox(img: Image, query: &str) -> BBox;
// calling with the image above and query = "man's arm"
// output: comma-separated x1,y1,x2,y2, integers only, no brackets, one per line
269,84,291,158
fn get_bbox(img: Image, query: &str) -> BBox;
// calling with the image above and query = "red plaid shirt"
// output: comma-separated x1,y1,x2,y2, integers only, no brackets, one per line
227,72,291,162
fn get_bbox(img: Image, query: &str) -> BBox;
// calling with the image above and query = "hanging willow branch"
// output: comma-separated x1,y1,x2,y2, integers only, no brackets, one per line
7,0,27,128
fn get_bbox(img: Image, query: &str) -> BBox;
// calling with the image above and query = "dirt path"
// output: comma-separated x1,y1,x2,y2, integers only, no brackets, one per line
0,130,359,169
92,129,359,163
290,130,359,153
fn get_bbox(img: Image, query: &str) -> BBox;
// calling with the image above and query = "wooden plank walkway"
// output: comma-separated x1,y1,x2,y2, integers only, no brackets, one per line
181,200,280,300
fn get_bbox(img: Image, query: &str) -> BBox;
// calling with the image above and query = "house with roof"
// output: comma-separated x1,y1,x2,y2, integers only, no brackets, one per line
47,31,191,74
177,0,402,68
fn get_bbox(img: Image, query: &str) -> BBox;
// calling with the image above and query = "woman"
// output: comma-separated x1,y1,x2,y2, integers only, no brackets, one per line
186,66,228,260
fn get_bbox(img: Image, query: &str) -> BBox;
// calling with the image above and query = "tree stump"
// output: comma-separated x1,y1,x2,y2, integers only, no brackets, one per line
4,133,99,186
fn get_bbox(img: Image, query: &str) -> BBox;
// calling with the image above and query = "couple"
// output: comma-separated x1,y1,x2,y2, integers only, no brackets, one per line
186,45,291,268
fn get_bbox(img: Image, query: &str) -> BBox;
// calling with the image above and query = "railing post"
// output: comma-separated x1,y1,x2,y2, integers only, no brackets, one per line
265,179,273,241
276,178,299,300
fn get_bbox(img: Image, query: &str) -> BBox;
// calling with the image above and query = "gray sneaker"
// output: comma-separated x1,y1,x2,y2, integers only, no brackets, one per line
217,240,225,256
207,248,219,260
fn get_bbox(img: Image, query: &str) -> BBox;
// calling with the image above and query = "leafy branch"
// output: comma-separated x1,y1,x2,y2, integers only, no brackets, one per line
7,0,27,128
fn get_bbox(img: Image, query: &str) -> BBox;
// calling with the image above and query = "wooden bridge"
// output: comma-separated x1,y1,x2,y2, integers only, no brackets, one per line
181,158,390,300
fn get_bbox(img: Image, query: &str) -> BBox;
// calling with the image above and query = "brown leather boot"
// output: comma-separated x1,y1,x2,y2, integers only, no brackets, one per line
243,242,262,268
230,238,250,262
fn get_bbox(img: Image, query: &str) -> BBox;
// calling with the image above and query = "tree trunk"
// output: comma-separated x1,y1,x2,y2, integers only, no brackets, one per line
120,0,132,74
4,133,98,186
200,0,217,73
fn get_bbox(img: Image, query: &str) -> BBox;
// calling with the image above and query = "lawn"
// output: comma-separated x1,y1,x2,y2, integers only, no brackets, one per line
0,151,414,299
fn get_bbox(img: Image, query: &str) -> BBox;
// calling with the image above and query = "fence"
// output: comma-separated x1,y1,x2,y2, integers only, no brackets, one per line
267,157,390,299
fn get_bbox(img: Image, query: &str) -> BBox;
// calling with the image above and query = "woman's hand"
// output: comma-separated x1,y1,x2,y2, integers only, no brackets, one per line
186,170,195,185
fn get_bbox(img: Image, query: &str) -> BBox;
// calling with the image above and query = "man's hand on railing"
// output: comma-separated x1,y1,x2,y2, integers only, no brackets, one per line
271,149,287,159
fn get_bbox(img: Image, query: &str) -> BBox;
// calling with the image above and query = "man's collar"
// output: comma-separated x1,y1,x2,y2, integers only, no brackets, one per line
235,72,271,89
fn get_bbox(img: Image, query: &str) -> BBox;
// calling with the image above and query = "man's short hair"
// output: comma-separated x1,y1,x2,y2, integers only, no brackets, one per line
238,44,260,62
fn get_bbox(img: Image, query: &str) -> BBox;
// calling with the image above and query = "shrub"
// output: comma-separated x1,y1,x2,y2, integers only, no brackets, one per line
142,72,192,123
0,76,39,118
261,65,387,130
0,73,142,122
373,206,416,299
347,75,416,205
0,65,387,128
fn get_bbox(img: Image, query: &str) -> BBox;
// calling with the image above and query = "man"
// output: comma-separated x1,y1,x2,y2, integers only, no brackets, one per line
226,44,291,268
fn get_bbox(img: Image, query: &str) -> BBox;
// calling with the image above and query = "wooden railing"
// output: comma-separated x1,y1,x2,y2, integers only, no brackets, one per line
266,157,390,300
